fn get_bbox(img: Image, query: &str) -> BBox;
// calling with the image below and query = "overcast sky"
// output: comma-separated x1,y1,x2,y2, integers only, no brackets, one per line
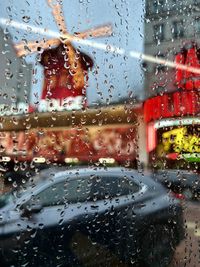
0,0,145,105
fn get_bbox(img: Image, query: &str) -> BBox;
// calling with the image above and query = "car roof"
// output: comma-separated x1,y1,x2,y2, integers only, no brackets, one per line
15,166,164,201
33,166,157,188
28,166,139,182
16,166,139,195
39,166,133,180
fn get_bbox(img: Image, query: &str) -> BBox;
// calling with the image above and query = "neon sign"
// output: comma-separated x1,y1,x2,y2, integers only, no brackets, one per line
144,90,200,123
162,127,200,153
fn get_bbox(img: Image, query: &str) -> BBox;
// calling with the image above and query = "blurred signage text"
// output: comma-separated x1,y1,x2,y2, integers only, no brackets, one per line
175,44,200,90
144,90,200,123
0,126,136,163
0,96,84,116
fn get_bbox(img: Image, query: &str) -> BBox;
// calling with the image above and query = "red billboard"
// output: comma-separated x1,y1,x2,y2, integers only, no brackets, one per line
144,90,200,123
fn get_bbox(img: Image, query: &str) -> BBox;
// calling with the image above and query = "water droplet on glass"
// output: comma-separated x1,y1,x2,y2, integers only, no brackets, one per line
22,16,30,23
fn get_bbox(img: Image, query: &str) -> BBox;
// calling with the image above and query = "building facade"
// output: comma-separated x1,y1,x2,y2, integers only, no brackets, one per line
144,0,200,98
0,27,32,112
143,0,200,169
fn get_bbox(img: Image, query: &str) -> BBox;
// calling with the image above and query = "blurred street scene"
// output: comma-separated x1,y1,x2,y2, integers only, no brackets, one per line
0,0,199,266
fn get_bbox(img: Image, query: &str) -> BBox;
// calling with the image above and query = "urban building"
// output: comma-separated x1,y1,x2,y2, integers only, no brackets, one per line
0,27,32,112
144,0,200,98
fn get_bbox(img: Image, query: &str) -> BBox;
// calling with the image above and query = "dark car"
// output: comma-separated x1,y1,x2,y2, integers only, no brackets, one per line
0,167,184,267
153,169,200,200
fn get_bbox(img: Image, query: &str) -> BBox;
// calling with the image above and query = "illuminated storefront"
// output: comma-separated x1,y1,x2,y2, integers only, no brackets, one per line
144,43,200,169
0,104,143,169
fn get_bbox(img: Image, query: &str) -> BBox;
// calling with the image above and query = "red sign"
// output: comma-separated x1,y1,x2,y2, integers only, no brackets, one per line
144,90,200,123
175,43,200,90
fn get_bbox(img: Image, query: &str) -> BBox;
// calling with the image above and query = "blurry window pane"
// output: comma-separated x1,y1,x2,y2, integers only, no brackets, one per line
194,18,200,34
63,178,90,203
154,24,165,43
27,178,90,207
154,54,166,73
27,183,65,207
172,20,184,39
153,0,165,13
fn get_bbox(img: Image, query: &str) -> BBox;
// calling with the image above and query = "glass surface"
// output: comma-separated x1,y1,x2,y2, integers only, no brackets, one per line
0,0,199,266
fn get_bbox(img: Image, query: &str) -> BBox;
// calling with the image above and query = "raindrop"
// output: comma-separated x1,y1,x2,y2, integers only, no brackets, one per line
12,181,18,188
30,229,37,238
6,7,11,13
106,45,112,52
3,93,8,99
20,9,26,15
38,223,44,229
22,16,30,23
5,70,13,80
59,218,64,225
16,233,21,240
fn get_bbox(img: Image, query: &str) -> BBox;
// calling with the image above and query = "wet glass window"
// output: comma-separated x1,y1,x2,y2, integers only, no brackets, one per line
0,0,199,266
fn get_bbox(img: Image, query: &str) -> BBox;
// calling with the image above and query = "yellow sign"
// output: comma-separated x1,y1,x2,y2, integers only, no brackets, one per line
162,127,200,153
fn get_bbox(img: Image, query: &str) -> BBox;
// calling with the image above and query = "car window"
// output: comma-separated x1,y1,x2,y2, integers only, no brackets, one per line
26,178,91,207
91,175,139,200
26,175,139,207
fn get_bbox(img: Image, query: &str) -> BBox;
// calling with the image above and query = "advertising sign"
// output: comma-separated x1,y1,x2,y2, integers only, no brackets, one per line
0,125,136,163
155,124,200,162
144,90,200,123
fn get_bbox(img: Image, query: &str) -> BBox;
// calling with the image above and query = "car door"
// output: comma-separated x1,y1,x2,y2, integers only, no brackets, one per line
23,175,108,266
2,181,77,267
76,172,141,264
57,173,120,266
0,184,66,266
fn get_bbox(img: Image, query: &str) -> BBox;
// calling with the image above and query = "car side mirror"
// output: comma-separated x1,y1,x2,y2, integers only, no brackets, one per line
21,204,42,218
